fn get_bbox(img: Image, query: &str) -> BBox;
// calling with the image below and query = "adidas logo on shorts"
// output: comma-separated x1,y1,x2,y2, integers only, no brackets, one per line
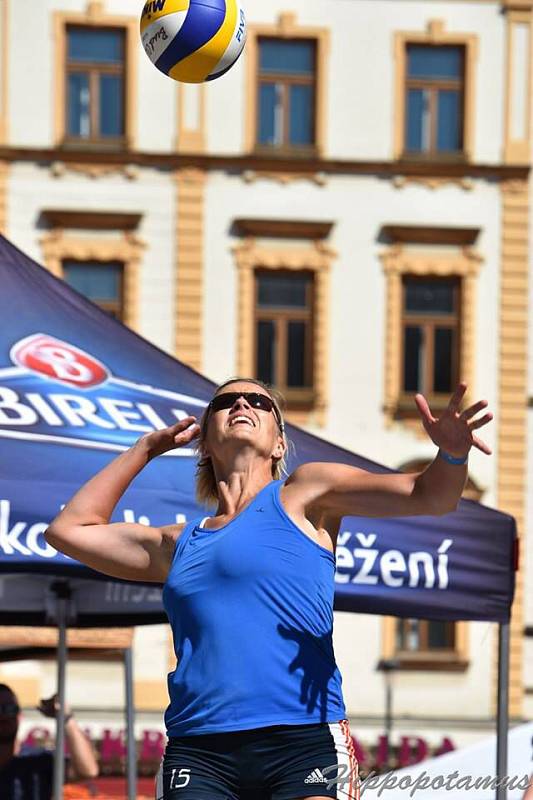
304,768,328,784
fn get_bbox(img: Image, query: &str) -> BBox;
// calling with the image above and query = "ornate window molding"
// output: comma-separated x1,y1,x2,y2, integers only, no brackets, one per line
233,236,335,428
53,1,138,149
393,20,478,161
380,236,482,426
244,12,330,157
40,229,144,330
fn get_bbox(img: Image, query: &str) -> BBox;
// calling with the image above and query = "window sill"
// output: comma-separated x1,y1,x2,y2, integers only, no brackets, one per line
252,144,320,161
397,151,469,164
386,654,469,672
58,137,130,153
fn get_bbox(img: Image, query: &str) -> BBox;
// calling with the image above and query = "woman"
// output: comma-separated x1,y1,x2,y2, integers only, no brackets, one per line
45,376,492,800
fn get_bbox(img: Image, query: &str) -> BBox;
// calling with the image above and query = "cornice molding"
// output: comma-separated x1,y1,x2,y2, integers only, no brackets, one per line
233,218,334,239
501,0,533,10
381,224,480,245
0,147,529,182
41,209,142,230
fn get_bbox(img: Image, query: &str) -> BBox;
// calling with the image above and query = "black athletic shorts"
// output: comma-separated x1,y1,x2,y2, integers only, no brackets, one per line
156,719,360,800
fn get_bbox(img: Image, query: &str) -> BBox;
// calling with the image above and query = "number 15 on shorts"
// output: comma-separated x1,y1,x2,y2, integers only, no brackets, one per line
170,768,191,789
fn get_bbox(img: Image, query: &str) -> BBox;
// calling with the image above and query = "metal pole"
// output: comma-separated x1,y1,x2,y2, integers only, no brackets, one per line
385,671,393,745
52,582,70,800
496,621,510,800
124,647,137,800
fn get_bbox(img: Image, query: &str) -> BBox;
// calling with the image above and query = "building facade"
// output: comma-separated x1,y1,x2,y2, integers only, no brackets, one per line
0,0,530,758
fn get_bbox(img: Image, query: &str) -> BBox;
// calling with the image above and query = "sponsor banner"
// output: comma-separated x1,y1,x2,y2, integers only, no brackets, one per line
334,509,516,621
0,234,516,624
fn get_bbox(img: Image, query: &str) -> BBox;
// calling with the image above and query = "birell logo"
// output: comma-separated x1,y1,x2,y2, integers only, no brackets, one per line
0,333,207,455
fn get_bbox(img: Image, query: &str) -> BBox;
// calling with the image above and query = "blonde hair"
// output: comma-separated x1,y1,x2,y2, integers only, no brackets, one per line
194,377,291,509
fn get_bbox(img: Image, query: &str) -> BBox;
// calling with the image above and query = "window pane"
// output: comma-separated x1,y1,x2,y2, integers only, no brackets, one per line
397,619,420,651
258,83,279,145
437,89,462,151
256,320,275,384
407,45,463,80
428,621,454,649
68,28,124,64
258,275,309,308
100,74,124,136
287,321,307,387
67,73,90,137
289,84,314,145
434,327,454,393
405,281,456,314
406,88,426,151
260,39,315,75
63,261,122,301
403,326,423,392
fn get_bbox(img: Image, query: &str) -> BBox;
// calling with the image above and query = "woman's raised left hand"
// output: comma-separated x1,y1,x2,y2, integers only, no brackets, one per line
414,382,493,458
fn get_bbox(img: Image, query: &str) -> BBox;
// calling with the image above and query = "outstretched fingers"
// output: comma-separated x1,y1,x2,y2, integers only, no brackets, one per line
472,434,492,455
460,399,488,421
415,393,437,425
447,382,467,414
468,412,493,431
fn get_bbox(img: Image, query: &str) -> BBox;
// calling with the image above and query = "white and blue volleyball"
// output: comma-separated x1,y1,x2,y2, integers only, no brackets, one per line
140,0,247,83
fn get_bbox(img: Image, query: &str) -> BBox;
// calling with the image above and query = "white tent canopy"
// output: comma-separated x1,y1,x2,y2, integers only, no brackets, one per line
360,722,533,800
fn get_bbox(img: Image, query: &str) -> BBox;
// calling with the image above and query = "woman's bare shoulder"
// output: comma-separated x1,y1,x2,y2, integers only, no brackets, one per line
155,522,188,573
160,522,187,543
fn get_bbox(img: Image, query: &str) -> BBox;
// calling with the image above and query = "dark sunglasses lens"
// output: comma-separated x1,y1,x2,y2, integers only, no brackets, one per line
210,392,274,413
210,393,237,412
247,393,273,411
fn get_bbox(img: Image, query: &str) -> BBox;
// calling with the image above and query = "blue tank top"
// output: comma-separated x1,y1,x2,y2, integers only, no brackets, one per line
162,478,346,736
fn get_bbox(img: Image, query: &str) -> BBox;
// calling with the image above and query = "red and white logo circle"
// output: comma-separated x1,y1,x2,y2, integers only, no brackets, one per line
10,334,110,389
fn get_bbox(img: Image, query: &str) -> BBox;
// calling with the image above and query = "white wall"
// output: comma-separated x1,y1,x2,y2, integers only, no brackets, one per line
6,0,505,162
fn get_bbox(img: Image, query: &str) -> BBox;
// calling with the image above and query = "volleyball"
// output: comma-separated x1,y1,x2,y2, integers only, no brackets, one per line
140,0,247,84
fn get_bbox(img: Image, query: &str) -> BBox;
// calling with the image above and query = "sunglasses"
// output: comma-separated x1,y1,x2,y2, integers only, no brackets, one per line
0,702,20,716
209,392,284,432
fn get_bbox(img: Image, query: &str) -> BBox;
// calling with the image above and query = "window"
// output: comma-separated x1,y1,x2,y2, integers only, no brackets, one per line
386,616,468,671
66,26,126,142
257,38,316,150
63,260,124,320
254,271,314,405
401,277,460,403
382,609,468,672
405,44,465,155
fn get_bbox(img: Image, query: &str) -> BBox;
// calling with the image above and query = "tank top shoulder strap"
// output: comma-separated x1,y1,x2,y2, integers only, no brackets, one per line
259,478,286,515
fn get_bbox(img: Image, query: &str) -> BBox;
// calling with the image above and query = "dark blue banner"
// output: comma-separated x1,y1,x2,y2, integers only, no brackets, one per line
0,234,516,624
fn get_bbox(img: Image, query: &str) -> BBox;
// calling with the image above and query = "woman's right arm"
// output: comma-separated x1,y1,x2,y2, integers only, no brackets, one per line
44,416,200,583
